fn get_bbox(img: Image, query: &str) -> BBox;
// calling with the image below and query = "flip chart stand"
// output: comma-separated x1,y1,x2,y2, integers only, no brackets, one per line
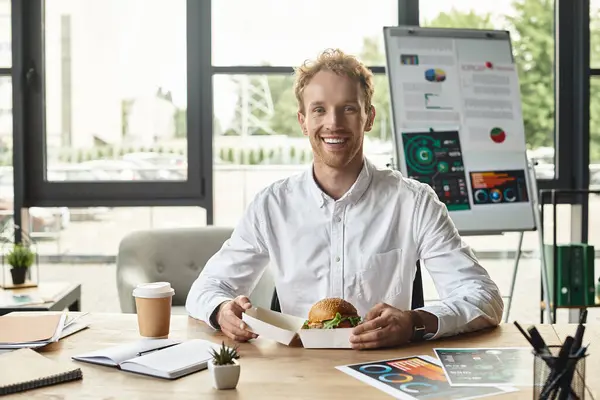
504,160,553,324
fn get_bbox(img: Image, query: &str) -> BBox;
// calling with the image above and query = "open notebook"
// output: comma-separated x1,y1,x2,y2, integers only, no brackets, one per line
72,338,220,379
0,348,82,395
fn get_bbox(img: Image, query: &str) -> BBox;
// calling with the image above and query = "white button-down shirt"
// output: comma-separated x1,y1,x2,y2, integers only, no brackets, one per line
186,158,504,339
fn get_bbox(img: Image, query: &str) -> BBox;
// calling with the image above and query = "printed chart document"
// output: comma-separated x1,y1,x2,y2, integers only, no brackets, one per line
336,355,517,399
458,62,525,152
433,348,534,387
395,37,462,130
73,339,220,380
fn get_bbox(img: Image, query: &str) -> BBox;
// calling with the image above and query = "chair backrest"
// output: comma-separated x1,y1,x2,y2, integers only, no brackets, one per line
116,227,234,312
270,261,425,312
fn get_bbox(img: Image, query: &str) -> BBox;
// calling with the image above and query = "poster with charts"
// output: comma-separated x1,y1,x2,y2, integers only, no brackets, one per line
336,355,517,399
433,348,534,387
384,27,535,234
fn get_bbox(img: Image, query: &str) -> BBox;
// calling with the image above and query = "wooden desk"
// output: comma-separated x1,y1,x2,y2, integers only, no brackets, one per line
4,313,595,399
0,282,81,316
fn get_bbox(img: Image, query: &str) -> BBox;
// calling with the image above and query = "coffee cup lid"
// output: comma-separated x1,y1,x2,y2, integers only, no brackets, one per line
133,282,175,299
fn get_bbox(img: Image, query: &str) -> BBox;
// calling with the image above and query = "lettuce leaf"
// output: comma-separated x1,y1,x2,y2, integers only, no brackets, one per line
322,312,344,329
321,313,362,329
303,313,363,329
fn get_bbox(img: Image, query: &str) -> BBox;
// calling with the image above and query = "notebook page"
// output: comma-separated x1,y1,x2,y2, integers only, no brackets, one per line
120,339,218,378
72,338,181,367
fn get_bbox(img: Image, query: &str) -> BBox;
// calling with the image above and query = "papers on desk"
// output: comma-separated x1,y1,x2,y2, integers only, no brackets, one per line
0,292,49,307
0,312,89,351
72,339,221,380
433,347,534,387
336,355,517,400
0,312,67,349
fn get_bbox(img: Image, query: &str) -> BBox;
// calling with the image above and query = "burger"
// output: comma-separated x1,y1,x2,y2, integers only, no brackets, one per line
302,298,362,329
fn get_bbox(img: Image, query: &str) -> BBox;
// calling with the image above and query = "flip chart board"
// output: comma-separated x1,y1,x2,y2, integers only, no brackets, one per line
383,27,535,234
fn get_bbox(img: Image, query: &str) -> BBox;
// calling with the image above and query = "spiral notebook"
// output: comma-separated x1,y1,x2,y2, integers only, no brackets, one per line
0,348,82,395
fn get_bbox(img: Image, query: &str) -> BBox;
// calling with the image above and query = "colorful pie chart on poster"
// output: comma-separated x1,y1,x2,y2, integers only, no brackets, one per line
490,127,506,143
424,68,446,82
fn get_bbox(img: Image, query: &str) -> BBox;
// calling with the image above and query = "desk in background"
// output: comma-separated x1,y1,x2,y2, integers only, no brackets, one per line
0,282,81,316
4,313,596,399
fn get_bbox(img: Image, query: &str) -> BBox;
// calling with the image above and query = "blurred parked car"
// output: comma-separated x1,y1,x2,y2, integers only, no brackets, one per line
122,152,187,179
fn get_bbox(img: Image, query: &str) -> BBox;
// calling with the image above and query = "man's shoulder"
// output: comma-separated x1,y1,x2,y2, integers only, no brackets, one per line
250,169,308,205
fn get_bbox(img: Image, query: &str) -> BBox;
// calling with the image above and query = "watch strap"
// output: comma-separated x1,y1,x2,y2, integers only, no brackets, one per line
410,311,427,342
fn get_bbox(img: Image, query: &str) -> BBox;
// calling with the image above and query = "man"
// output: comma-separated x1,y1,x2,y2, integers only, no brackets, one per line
186,48,504,350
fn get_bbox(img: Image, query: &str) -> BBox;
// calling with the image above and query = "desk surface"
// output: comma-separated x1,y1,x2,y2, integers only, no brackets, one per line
5,313,598,399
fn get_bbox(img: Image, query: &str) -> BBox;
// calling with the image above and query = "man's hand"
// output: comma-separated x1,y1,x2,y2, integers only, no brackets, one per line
216,295,258,342
350,303,413,350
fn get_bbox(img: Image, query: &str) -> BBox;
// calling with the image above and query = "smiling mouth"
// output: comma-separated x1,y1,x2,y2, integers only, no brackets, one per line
321,137,348,144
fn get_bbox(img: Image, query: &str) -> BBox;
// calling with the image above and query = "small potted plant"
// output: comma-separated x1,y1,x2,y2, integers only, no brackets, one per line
207,341,241,390
7,244,35,285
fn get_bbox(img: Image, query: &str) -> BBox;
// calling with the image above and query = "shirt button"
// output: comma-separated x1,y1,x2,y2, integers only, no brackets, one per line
335,216,341,223
335,256,340,262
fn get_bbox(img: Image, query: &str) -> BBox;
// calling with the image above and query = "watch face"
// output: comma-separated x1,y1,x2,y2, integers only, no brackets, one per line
412,326,426,342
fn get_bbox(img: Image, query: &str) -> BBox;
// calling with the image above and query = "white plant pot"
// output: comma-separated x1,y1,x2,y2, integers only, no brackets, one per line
207,359,240,390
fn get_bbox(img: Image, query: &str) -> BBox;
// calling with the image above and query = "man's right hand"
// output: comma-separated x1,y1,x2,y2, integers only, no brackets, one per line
216,295,258,342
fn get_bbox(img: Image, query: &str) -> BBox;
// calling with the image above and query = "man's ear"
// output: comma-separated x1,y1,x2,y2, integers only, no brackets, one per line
297,111,308,136
365,105,376,132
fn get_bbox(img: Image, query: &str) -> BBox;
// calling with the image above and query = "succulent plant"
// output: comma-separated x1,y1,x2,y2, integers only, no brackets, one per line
209,341,240,366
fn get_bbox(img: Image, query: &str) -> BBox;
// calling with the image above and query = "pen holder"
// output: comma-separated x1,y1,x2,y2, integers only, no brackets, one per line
533,346,586,400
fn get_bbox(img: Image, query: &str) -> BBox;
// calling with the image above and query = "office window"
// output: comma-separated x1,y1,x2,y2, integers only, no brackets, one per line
591,0,600,68
44,0,187,182
211,0,397,66
0,0,9,68
591,78,600,180
420,0,556,179
0,76,12,233
29,206,206,256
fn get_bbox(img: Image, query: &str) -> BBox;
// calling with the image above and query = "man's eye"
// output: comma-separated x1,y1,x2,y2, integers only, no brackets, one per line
345,106,357,112
313,107,325,113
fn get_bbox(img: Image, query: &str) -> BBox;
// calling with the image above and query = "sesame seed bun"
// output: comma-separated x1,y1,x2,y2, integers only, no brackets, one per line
307,298,358,323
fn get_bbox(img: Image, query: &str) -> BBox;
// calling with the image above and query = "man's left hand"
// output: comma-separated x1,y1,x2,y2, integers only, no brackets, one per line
350,303,414,350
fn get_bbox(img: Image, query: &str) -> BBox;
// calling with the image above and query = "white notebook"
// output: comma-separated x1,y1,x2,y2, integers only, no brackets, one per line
72,339,219,379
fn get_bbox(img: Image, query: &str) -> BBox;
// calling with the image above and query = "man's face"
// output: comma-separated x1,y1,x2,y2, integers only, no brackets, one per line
297,70,375,169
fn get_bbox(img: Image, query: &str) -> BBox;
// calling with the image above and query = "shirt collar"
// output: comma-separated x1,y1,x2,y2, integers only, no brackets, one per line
305,158,374,208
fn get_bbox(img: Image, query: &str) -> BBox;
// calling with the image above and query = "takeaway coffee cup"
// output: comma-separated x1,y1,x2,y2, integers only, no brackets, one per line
133,282,175,338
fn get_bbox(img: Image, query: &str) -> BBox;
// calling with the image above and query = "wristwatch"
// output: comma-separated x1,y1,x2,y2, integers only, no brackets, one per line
410,311,427,342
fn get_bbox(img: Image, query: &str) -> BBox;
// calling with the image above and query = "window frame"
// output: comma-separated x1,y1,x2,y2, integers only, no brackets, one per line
8,0,585,230
11,0,214,221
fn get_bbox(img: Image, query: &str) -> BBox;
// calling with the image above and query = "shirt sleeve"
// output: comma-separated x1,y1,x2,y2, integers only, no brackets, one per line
412,184,504,340
185,195,271,328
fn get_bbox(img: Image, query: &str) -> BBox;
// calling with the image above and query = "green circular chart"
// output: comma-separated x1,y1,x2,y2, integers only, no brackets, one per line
404,136,437,174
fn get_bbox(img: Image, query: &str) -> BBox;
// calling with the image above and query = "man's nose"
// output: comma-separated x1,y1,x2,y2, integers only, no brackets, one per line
324,109,344,130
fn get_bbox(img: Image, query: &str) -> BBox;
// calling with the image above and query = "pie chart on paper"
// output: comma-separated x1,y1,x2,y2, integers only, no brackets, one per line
490,127,506,143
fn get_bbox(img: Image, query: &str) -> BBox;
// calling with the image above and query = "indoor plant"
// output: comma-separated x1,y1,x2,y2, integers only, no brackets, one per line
207,341,241,390
7,244,35,285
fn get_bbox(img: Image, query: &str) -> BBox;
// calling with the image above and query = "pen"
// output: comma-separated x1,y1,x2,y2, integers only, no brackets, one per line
137,343,180,357
527,326,553,359
513,321,535,348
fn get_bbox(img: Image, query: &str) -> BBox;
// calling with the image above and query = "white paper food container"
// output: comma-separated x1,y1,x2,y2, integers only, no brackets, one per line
242,307,353,349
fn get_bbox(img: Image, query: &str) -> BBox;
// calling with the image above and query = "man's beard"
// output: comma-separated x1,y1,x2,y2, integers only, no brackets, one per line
309,134,362,168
